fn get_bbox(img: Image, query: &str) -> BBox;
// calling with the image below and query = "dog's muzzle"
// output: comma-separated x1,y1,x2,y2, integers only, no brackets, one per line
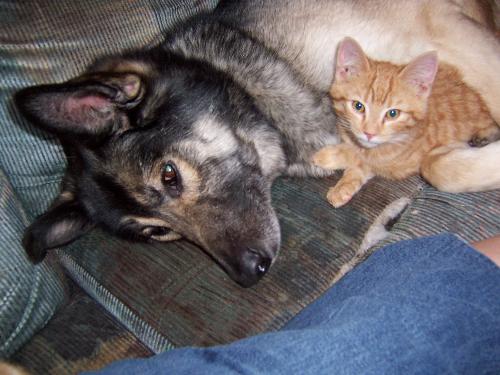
236,246,274,287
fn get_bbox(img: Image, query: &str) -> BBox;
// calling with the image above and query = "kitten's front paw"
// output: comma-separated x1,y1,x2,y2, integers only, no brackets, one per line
312,146,347,170
326,184,356,208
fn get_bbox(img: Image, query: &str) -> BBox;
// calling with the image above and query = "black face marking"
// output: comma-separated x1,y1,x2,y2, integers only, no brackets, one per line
143,186,163,206
92,173,145,213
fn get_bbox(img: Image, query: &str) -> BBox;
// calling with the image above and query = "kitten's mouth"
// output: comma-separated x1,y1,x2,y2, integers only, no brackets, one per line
357,137,380,149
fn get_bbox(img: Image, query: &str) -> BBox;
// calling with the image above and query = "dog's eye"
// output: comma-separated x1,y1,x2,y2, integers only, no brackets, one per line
162,163,177,184
162,162,182,197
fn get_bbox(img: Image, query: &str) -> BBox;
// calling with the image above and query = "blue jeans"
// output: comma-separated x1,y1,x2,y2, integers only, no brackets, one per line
88,234,500,375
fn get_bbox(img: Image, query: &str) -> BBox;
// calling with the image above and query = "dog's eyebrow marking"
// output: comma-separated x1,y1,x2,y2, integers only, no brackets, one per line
96,60,153,77
178,115,238,162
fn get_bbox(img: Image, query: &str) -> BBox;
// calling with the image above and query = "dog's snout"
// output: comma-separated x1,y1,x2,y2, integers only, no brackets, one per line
249,247,272,276
256,257,271,275
236,246,275,287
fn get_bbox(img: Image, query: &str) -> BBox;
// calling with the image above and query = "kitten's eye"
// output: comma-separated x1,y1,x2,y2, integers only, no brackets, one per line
386,109,400,119
352,101,365,113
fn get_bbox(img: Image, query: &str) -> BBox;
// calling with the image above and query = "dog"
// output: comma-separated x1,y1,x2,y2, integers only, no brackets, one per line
16,0,500,287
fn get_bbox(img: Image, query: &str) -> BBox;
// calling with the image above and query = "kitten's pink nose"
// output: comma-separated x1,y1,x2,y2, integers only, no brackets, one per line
364,132,375,141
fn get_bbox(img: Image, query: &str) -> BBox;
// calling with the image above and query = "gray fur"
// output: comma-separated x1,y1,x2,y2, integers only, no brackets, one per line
163,18,339,176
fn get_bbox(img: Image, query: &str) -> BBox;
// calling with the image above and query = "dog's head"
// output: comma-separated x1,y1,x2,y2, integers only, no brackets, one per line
15,52,286,287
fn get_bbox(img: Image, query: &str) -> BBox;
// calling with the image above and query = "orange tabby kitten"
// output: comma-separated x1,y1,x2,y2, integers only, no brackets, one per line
313,37,500,208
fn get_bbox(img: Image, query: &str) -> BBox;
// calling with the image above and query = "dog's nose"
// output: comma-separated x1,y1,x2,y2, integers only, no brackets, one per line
237,247,273,287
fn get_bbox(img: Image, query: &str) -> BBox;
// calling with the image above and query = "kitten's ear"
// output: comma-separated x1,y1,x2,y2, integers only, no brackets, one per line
335,37,370,82
399,52,438,97
22,198,93,263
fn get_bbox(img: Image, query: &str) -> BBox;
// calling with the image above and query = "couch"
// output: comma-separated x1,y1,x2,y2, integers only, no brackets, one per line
1,1,499,374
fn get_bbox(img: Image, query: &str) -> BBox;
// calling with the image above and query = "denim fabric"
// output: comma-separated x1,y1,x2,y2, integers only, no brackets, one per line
0,168,67,358
88,234,500,375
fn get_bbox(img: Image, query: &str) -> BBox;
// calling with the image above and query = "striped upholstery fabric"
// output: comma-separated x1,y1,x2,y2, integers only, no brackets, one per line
58,175,426,352
0,0,217,361
378,186,500,246
11,289,154,375
0,0,218,219
0,167,67,358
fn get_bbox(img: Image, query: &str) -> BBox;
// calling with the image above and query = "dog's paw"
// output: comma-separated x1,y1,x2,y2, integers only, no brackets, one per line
469,128,500,147
326,183,357,208
312,146,347,170
468,136,491,148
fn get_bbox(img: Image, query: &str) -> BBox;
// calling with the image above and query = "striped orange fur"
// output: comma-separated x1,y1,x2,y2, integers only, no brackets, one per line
313,37,500,207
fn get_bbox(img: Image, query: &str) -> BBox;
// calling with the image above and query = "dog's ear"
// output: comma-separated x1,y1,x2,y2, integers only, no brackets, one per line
22,198,93,263
15,73,144,139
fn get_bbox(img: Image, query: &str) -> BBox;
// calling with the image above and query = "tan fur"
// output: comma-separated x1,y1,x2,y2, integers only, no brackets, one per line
421,142,500,193
121,216,183,241
257,1,500,125
114,156,202,240
127,157,201,208
421,1,500,122
0,363,30,375
93,60,154,77
313,39,500,207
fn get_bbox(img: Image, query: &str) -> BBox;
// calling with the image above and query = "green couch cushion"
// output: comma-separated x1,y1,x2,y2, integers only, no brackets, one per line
0,0,217,360
11,288,153,375
0,0,218,218
60,175,424,351
0,168,67,358
379,185,500,245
